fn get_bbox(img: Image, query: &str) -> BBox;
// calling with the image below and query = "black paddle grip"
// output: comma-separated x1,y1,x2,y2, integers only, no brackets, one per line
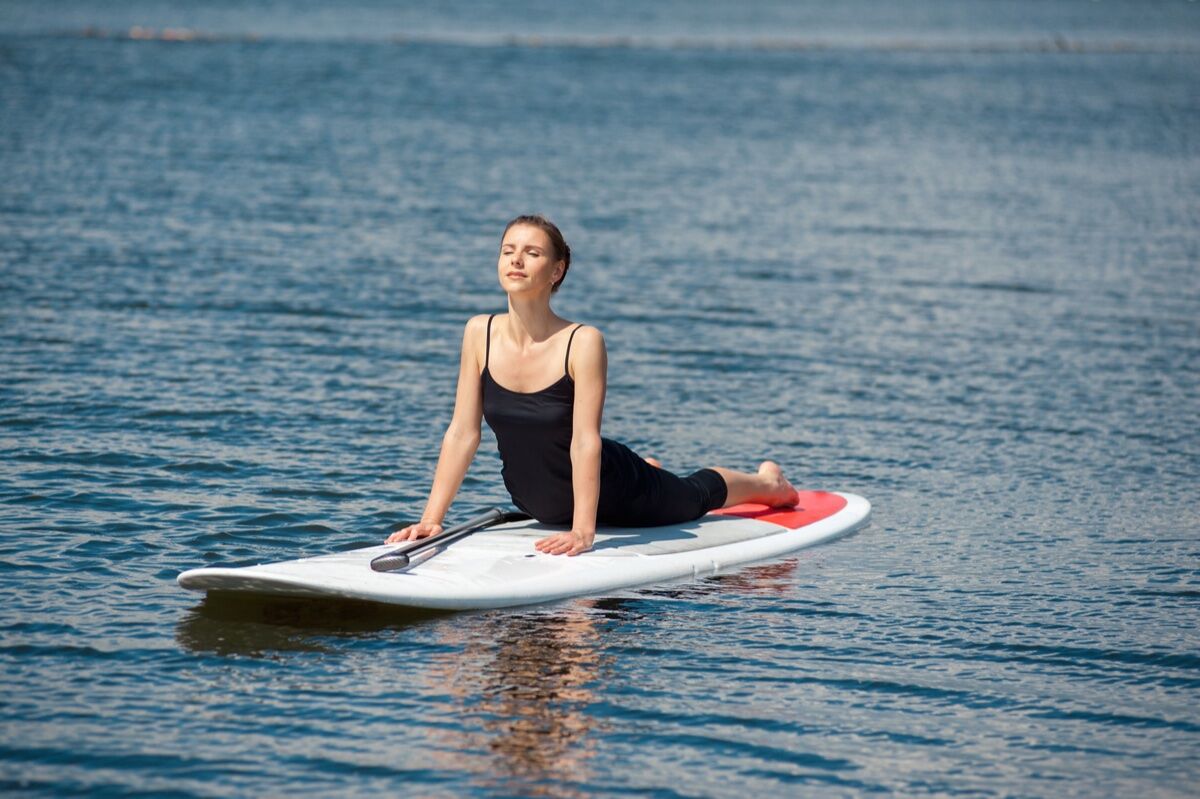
369,508,529,573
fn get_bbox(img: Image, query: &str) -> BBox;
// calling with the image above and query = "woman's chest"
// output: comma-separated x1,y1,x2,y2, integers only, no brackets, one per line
482,372,575,429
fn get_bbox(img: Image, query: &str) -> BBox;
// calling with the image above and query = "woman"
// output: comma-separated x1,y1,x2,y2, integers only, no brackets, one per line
387,215,799,556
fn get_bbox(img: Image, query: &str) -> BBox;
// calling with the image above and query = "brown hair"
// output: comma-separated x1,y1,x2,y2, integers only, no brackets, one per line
502,215,571,293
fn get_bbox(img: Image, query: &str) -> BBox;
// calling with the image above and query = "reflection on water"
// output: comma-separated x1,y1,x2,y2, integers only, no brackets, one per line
427,604,612,797
706,558,805,596
176,591,612,794
479,610,605,795
175,593,450,656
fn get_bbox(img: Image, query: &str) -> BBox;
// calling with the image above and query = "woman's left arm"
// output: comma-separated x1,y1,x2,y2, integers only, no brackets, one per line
535,326,607,556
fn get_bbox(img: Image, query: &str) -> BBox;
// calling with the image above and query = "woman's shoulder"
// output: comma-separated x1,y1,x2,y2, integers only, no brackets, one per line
459,315,494,368
568,321,604,345
465,312,493,326
462,313,494,337
566,323,606,374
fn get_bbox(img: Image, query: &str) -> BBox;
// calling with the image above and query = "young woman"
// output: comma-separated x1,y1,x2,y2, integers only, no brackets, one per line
387,215,799,556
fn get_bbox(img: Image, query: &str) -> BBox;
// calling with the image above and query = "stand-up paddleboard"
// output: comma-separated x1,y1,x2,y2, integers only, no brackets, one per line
178,490,870,610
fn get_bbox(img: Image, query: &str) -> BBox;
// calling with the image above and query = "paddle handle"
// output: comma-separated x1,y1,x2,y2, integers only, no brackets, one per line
370,507,526,572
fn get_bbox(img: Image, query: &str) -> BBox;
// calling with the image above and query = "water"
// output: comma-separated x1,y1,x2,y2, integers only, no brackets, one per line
2,1,1199,795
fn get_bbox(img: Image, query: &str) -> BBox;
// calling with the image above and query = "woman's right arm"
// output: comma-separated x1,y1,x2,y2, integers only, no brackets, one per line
386,315,488,543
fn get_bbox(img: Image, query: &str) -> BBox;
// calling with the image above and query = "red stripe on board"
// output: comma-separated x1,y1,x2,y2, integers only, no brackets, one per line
711,490,847,530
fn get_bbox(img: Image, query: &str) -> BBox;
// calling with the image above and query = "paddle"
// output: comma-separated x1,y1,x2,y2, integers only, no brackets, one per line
369,507,530,572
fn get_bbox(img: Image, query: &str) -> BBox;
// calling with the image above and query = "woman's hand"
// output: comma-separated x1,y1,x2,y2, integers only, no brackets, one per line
385,521,443,544
535,529,595,557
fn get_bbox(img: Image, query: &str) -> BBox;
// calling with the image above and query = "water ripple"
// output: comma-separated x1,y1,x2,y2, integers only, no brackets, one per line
1,6,1198,797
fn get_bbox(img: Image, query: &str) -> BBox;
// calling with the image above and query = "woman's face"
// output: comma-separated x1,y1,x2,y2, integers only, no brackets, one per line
498,224,563,295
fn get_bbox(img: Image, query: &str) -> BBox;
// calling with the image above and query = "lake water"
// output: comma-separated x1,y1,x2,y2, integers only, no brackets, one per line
2,1,1198,796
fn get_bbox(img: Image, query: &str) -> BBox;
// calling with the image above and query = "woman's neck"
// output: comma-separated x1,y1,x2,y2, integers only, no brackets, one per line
505,295,563,345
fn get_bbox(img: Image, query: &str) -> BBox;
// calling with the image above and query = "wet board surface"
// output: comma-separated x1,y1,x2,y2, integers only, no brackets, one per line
178,491,870,610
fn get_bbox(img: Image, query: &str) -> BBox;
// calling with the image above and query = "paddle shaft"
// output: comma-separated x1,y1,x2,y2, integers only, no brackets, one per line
370,507,528,572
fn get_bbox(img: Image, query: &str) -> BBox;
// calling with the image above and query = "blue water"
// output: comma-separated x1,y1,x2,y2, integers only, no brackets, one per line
2,1,1199,795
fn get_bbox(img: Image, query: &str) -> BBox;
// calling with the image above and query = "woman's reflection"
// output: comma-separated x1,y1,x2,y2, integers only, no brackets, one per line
444,603,611,797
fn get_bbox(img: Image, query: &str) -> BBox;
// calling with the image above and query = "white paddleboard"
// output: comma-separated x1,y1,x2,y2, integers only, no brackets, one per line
178,491,870,610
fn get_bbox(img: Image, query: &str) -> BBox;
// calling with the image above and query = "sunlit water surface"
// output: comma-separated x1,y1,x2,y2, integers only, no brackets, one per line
2,1,1198,796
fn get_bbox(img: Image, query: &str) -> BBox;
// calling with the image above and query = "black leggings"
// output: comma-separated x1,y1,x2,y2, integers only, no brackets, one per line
593,438,729,527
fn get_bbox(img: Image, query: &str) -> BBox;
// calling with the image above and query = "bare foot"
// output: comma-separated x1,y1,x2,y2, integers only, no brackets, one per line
643,456,662,469
758,461,800,507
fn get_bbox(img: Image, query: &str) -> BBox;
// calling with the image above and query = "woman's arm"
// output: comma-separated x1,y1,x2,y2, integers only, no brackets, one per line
386,315,487,543
535,326,607,556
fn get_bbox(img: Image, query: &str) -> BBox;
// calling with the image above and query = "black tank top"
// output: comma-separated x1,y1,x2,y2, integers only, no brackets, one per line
481,314,586,524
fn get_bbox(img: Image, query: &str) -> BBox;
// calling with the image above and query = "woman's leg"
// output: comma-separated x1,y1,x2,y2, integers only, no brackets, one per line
708,461,798,508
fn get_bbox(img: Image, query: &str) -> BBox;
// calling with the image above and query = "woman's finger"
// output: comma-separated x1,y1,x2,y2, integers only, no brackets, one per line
386,525,420,544
535,532,592,555
537,534,564,553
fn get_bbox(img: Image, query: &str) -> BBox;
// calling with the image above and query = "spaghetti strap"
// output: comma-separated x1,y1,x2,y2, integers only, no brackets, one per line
564,323,584,375
485,314,495,370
